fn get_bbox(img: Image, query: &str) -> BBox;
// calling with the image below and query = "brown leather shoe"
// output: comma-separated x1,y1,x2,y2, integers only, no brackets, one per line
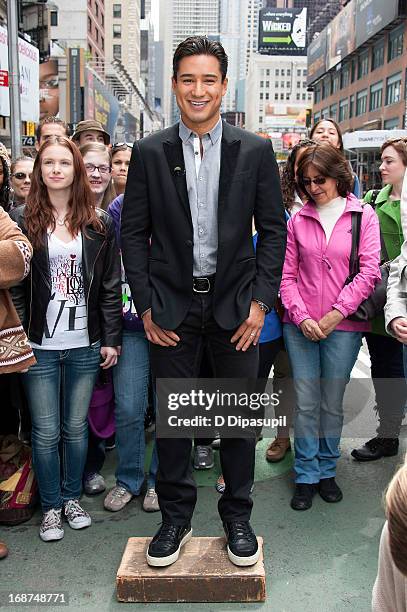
0,541,8,559
266,437,291,463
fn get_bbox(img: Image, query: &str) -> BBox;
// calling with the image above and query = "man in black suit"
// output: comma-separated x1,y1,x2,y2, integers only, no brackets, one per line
121,37,286,568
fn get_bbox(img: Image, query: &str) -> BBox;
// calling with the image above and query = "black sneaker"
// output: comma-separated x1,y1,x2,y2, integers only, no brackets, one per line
351,437,399,462
223,521,259,567
319,478,343,503
146,523,192,567
193,445,214,470
290,483,317,511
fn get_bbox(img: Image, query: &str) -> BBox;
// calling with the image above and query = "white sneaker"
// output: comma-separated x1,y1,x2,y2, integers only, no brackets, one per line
104,485,133,512
63,499,91,530
39,508,64,542
143,488,160,512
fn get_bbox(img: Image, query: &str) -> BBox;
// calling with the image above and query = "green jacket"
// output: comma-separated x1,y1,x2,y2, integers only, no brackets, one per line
364,184,404,335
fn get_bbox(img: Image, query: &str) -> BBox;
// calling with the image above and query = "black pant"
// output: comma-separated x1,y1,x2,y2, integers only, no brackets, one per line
365,332,406,437
150,291,258,525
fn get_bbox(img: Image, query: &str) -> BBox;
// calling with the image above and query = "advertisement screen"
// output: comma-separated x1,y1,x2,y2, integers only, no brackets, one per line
327,1,356,70
355,0,400,47
307,29,327,86
258,7,307,56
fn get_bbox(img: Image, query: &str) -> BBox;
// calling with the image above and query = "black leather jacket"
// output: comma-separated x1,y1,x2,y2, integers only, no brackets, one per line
10,205,122,347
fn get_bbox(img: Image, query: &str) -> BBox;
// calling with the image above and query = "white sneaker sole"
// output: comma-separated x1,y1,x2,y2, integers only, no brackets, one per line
66,517,91,530
39,528,64,542
227,544,260,567
146,528,193,567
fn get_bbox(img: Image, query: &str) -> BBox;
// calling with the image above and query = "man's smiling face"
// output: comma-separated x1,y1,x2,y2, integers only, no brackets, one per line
172,54,227,131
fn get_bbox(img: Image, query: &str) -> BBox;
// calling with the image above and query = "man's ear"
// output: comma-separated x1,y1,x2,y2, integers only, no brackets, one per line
222,77,228,96
171,76,177,91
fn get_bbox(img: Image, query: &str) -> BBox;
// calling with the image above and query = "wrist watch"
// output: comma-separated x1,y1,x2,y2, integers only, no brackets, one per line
252,299,269,313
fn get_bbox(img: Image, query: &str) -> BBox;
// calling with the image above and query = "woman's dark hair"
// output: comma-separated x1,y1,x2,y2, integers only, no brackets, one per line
0,151,11,211
173,36,228,82
26,136,104,249
297,142,353,200
280,139,316,211
310,118,344,152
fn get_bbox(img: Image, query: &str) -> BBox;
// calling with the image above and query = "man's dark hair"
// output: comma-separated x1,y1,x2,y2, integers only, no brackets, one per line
173,36,228,82
36,116,70,141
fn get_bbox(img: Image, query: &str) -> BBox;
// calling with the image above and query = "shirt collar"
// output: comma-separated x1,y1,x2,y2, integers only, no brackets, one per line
179,117,222,145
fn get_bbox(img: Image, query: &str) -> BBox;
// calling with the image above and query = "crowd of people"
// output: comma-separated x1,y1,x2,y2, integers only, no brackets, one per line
0,34,406,608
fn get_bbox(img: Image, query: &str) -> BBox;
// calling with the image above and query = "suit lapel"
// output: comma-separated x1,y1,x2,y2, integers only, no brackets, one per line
219,123,241,206
163,125,192,225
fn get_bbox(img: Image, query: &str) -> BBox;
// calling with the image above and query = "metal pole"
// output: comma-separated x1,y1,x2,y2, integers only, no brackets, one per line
7,0,22,158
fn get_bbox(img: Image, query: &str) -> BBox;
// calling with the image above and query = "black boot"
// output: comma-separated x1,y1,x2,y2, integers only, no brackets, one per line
290,483,317,511
351,437,399,462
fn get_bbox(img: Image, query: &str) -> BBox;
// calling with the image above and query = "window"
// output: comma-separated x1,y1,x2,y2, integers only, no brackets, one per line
265,92,269,100
296,81,301,88
296,92,300,100
332,73,340,94
384,117,399,129
369,80,383,111
371,40,384,70
101,14,104,27
302,93,306,100
341,65,349,89
388,25,404,62
50,11,58,26
113,24,121,38
297,69,301,76
260,92,263,100
286,81,290,88
95,3,98,17
329,103,337,120
302,69,307,77
101,36,104,51
259,117,263,124
287,69,290,76
280,93,284,100
281,69,285,76
274,81,278,88
349,94,354,118
286,93,290,100
265,81,269,88
351,59,356,82
314,86,321,103
266,69,270,76
88,16,92,32
113,3,121,18
280,81,284,88
302,81,306,88
113,44,121,59
314,112,321,124
322,76,330,99
357,51,369,79
274,93,279,100
356,89,367,115
260,80,264,88
338,98,348,122
321,107,329,119
275,69,279,76
386,72,402,105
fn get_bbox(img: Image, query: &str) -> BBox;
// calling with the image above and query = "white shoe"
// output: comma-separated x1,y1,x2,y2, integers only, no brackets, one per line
63,499,91,530
39,508,64,542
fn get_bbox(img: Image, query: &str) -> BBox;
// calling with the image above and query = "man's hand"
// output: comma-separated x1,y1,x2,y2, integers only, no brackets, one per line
142,309,180,346
390,317,407,343
318,309,344,337
299,318,327,342
100,346,120,369
231,301,265,351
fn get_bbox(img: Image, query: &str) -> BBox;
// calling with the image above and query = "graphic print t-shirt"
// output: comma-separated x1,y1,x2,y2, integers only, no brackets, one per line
32,232,90,350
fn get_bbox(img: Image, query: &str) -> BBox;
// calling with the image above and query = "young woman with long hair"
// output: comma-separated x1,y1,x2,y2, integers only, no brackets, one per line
10,136,122,542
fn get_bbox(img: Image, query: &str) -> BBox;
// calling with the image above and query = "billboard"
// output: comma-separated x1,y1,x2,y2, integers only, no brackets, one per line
355,0,401,48
258,8,307,56
265,104,308,129
0,24,39,122
307,29,328,86
327,1,356,70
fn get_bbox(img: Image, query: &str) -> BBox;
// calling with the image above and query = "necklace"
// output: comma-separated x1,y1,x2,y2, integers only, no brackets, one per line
55,216,67,227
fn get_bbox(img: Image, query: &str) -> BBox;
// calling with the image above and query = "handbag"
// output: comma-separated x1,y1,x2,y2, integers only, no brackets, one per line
345,207,390,322
0,435,38,525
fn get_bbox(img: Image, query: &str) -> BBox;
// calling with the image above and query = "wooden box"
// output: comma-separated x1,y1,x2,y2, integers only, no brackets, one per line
116,536,266,603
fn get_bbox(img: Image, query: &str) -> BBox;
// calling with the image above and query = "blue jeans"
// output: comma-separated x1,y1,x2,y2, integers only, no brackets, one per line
283,324,362,484
22,344,101,511
112,330,158,494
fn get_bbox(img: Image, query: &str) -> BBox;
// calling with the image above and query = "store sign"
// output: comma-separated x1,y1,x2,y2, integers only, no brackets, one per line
258,8,307,56
0,25,39,122
343,129,407,150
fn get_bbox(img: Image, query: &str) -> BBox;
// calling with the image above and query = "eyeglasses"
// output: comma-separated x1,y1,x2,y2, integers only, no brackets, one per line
84,163,112,175
302,177,327,186
112,142,133,149
12,172,32,180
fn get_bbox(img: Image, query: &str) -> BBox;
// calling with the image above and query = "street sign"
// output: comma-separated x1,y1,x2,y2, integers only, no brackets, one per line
22,136,35,146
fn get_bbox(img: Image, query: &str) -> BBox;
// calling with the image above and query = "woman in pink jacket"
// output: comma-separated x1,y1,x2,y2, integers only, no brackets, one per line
280,143,381,511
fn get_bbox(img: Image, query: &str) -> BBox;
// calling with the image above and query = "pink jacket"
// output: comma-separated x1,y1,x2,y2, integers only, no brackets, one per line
280,194,381,333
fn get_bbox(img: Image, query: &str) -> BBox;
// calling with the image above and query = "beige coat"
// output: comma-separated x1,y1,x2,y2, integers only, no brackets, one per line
372,522,407,611
0,206,35,373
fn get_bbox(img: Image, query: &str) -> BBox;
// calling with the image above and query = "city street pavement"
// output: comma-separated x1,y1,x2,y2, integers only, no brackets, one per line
1,346,405,611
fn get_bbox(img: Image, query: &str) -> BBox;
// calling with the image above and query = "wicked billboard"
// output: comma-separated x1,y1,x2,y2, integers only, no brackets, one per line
258,8,307,56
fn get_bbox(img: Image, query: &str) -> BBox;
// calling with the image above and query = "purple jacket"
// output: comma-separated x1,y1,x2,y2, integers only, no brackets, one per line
108,194,144,332
280,193,381,333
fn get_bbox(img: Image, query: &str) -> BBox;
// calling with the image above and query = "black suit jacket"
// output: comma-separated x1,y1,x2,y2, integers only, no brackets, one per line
121,120,287,331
